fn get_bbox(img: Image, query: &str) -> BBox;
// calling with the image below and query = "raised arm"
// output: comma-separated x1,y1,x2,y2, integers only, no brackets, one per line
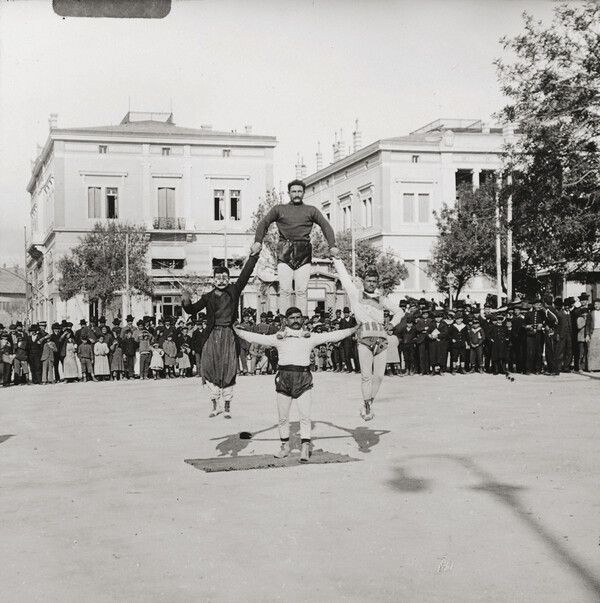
233,327,278,347
234,251,260,295
332,258,359,307
254,206,281,244
182,293,207,316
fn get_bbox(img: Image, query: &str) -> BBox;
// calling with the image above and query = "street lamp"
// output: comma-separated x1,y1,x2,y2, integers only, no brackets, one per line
447,271,457,309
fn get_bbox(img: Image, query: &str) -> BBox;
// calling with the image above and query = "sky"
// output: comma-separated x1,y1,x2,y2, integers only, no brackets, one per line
0,0,565,267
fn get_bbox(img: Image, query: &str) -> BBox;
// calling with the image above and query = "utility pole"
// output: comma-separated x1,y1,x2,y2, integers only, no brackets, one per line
506,173,513,301
23,226,29,324
125,232,131,314
495,196,502,308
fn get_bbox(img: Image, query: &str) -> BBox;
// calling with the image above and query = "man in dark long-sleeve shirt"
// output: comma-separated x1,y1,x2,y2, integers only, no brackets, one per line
253,179,338,315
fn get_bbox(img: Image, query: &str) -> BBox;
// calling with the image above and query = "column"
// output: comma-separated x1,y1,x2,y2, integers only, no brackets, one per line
142,144,152,228
472,169,480,190
183,145,194,229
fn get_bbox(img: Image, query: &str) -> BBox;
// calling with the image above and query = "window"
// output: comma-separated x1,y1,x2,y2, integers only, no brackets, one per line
157,187,176,218
99,145,107,154
404,260,417,289
324,211,331,222
88,187,101,218
418,193,430,223
161,147,171,156
106,187,118,219
230,190,241,221
342,205,352,230
214,190,225,221
152,259,184,270
212,257,244,270
412,155,419,163
402,193,414,222
362,197,373,228
222,149,231,158
419,260,432,290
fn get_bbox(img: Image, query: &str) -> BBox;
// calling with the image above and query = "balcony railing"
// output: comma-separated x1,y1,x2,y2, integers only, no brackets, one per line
153,217,186,230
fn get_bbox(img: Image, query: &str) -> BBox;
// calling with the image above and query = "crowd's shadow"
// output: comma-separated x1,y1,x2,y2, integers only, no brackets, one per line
393,453,600,598
0,435,14,445
211,421,390,458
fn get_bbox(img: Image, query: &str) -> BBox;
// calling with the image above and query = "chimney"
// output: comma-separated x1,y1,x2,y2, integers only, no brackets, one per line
352,119,362,153
48,113,58,129
316,141,323,171
244,125,253,134
338,128,346,159
332,132,341,162
295,153,303,179
300,157,307,179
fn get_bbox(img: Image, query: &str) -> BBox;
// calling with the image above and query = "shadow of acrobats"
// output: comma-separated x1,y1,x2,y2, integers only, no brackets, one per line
0,435,14,445
387,467,431,492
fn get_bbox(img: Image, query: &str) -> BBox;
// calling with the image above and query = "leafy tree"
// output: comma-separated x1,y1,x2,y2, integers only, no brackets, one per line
57,222,152,311
495,2,600,276
429,183,503,299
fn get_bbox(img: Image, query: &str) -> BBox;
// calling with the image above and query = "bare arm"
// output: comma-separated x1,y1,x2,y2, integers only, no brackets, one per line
332,258,359,305
310,327,357,346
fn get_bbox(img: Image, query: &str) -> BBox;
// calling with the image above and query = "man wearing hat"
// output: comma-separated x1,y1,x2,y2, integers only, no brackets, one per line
415,305,433,375
542,295,559,375
428,309,449,375
555,297,572,372
26,323,44,384
572,293,590,371
0,327,14,386
182,246,259,419
339,307,359,373
75,319,96,346
332,257,404,420
524,297,546,374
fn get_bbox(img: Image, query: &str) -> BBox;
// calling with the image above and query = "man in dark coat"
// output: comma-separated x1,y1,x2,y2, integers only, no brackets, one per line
555,297,573,372
339,306,359,373
181,248,259,419
524,298,546,374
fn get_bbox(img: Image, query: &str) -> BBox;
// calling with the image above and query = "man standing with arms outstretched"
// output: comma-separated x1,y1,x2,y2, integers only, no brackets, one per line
252,179,339,316
182,247,260,419
331,256,403,420
235,307,357,462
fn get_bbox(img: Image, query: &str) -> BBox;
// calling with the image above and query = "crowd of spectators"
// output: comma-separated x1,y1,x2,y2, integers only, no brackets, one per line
1,291,597,387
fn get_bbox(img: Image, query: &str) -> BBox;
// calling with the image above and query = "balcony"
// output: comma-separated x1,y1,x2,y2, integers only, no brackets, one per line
152,217,186,230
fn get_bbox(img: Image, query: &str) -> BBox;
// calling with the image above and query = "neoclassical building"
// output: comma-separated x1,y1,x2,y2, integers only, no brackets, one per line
26,112,278,324
303,119,514,304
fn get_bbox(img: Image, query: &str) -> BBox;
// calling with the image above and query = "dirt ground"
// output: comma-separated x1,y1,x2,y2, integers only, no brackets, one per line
1,370,599,602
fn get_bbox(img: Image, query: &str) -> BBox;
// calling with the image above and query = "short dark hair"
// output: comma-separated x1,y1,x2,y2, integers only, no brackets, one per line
287,179,306,192
364,266,379,279
214,266,230,276
285,306,303,318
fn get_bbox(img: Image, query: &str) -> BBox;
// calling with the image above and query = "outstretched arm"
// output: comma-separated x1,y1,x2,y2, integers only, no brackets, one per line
310,326,358,346
234,251,260,295
233,327,278,347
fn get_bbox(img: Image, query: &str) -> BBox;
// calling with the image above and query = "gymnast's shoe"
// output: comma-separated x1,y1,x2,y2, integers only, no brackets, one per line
299,442,310,462
360,399,374,421
274,441,290,458
223,401,232,419
208,400,222,418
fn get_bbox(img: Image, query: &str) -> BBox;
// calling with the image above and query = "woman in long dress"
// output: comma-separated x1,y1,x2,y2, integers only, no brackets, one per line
94,336,111,381
586,298,600,371
110,332,125,380
62,336,80,382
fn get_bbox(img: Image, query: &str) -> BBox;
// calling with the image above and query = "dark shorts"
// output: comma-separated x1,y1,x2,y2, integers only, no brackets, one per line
277,240,312,270
358,336,388,356
275,366,313,399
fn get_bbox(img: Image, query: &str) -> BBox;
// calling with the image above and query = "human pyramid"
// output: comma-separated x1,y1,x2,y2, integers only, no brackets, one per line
181,179,403,463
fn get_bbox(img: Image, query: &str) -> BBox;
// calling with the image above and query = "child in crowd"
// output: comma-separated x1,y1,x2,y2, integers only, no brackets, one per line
110,333,125,381
468,318,486,373
138,331,152,380
13,336,29,385
177,342,192,377
78,336,96,382
93,335,111,381
41,338,58,384
162,334,178,378
62,334,79,383
150,343,164,379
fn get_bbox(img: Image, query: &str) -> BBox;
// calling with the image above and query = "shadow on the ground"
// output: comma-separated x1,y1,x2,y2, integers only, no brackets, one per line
210,421,390,457
0,435,14,445
395,454,600,599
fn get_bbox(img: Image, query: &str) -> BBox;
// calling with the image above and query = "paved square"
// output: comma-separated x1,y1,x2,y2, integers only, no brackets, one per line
1,372,599,602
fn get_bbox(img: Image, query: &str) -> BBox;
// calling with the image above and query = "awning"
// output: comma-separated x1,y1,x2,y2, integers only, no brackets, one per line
150,246,186,260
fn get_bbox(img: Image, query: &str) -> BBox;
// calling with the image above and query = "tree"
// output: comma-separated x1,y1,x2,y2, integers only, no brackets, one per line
495,2,600,276
429,183,502,299
57,222,152,312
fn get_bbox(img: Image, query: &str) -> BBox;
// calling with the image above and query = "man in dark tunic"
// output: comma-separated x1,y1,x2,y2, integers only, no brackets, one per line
252,179,338,316
181,248,259,419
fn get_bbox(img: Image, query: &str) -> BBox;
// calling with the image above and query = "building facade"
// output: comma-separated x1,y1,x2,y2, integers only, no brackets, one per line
303,119,513,304
26,112,277,324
